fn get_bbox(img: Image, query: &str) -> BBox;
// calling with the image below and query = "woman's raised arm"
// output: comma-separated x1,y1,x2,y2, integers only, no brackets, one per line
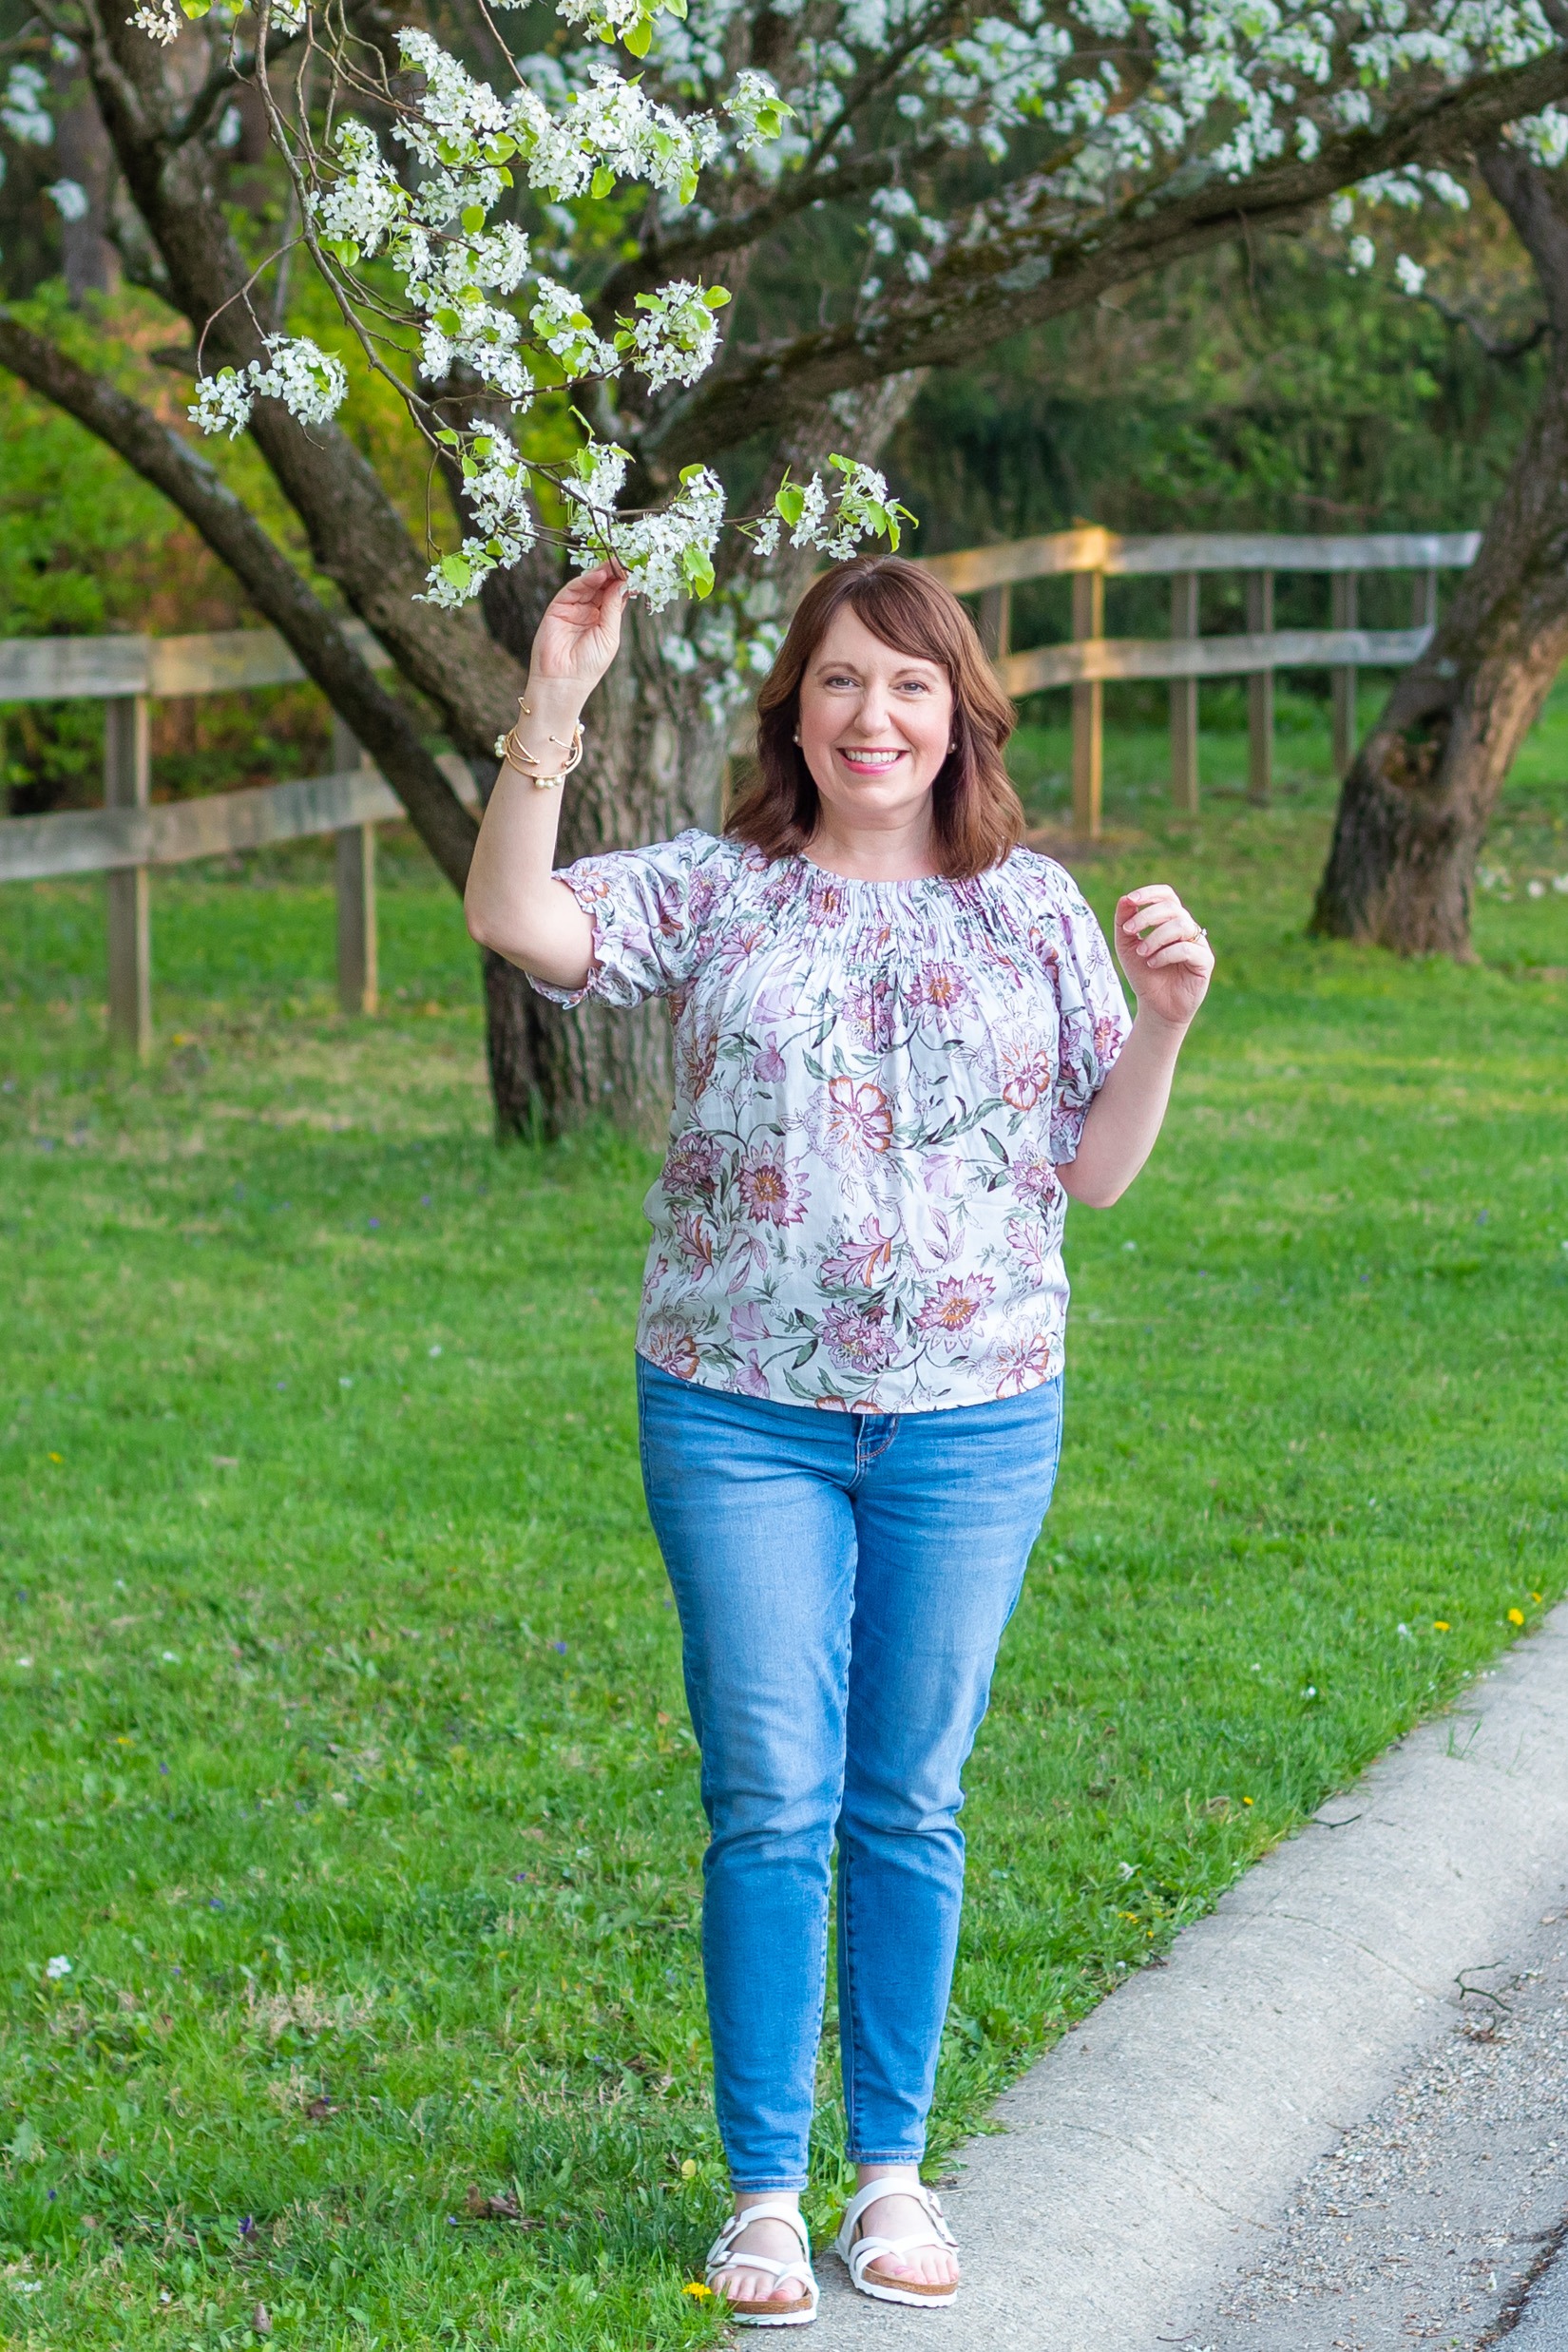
464,562,630,988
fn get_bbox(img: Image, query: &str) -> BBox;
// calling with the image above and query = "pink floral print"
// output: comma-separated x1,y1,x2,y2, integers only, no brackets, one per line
532,833,1129,1411
736,1141,811,1227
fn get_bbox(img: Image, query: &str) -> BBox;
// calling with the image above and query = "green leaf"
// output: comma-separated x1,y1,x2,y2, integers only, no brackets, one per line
591,163,616,200
679,464,706,485
701,285,731,309
622,11,654,55
663,0,688,16
680,546,716,598
440,554,473,591
435,429,462,449
461,205,486,235
179,0,212,17
774,484,805,527
677,168,698,206
613,330,636,351
433,308,462,336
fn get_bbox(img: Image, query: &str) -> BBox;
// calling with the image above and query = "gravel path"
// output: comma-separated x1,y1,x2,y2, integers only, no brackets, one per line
1183,1896,1568,2351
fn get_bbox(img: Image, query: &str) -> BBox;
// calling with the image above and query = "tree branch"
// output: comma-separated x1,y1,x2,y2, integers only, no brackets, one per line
74,0,528,761
650,44,1568,465
1477,142,1568,340
0,308,478,892
593,133,951,316
1417,283,1548,361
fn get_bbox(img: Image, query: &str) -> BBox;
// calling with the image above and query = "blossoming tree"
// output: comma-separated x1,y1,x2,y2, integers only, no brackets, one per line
1,0,1566,1128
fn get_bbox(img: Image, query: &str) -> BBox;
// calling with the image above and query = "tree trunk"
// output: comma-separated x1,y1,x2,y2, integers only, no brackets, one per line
1312,152,1568,955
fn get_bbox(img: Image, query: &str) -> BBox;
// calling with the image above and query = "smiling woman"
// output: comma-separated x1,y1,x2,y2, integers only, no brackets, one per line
461,553,1214,2325
729,561,1021,879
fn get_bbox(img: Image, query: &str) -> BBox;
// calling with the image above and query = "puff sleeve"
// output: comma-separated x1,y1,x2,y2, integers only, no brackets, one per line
527,829,724,1010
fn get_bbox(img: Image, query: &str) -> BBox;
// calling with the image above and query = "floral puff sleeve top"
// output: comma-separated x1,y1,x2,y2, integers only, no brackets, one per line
532,832,1132,1412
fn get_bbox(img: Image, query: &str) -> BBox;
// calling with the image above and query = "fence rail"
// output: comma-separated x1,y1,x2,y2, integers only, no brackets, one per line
0,523,1481,1053
0,615,474,1053
924,525,1480,832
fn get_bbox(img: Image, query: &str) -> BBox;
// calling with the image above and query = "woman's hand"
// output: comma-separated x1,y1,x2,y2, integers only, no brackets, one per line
527,561,630,697
1114,884,1214,1030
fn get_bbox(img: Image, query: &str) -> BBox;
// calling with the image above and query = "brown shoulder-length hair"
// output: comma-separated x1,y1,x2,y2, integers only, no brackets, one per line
726,555,1023,880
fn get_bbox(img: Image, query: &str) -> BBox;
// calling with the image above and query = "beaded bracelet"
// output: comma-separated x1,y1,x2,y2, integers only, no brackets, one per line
494,702,586,790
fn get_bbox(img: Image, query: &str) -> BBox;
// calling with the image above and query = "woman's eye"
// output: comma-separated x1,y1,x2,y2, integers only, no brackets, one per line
897,679,931,695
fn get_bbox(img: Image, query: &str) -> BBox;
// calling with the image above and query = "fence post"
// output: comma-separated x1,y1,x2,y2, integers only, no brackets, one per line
1169,572,1199,814
1330,571,1358,775
1412,566,1438,631
1246,570,1273,806
104,695,151,1058
978,583,1012,663
1071,565,1103,838
332,717,378,1017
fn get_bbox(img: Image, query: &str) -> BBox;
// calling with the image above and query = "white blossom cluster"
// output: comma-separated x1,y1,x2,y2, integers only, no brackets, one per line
665,580,789,721
589,460,729,610
423,423,538,609
648,0,1560,226
46,177,89,220
190,336,349,439
1507,103,1568,164
157,0,1563,642
128,0,182,44
617,280,729,389
1,64,53,144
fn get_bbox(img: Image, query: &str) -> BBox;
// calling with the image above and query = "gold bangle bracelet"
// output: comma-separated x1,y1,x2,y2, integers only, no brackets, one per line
494,703,585,790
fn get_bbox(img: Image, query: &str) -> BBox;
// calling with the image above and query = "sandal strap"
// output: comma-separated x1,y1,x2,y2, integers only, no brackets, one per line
837,2177,955,2254
706,2201,815,2290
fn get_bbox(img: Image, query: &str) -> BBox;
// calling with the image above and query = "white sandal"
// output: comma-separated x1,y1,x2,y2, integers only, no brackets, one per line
833,2177,960,2308
704,2198,819,2328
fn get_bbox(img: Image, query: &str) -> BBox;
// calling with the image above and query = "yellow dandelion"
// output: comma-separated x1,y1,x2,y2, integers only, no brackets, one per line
48,1452,62,1463
1508,1608,1525,1627
1531,1593,1543,1604
682,2282,713,2300
1241,1796,1254,1807
1433,1620,1450,1633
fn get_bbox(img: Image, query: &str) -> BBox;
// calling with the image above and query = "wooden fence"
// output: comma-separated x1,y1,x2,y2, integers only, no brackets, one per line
0,624,478,1056
0,523,1479,1054
924,525,1479,834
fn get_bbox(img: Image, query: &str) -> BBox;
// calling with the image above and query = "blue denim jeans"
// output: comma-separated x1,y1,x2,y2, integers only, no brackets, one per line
636,1357,1064,2190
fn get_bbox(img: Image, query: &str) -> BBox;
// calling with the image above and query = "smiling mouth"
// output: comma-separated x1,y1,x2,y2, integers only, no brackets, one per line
836,746,906,772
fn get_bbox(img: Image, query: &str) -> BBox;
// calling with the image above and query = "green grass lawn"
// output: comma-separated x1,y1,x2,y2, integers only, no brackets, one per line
1,694,1566,2350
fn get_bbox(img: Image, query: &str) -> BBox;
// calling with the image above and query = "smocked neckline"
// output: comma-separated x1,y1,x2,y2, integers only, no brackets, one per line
792,852,968,896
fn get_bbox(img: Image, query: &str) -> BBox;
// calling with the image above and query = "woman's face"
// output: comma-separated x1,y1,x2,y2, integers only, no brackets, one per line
795,605,955,837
